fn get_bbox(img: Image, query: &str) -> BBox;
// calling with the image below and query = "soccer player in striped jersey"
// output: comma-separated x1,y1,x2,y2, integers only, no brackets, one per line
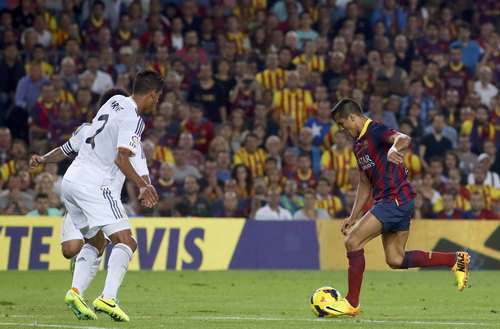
326,99,470,317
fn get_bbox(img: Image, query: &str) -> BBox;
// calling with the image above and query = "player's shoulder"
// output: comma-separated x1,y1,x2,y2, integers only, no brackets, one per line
72,123,91,136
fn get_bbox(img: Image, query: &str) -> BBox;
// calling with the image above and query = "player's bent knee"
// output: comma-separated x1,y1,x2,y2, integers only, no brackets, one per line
344,234,361,252
61,241,83,259
386,256,404,269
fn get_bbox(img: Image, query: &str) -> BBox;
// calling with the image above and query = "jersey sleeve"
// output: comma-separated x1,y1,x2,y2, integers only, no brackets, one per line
60,123,90,156
130,142,149,177
117,117,144,155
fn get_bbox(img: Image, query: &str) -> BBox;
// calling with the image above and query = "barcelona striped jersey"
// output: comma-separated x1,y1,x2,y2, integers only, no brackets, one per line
353,120,416,204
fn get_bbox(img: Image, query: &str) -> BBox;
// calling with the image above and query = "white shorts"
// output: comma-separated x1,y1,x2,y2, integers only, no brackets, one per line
61,179,130,239
60,212,83,243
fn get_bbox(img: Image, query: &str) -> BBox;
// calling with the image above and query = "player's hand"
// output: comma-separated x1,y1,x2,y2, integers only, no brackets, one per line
388,146,404,165
29,155,45,168
138,184,159,208
340,217,356,236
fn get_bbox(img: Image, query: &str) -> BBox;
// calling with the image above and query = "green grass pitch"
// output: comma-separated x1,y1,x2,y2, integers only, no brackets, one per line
0,270,498,329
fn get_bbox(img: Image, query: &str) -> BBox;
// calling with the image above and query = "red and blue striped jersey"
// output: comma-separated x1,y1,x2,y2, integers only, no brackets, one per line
353,120,416,204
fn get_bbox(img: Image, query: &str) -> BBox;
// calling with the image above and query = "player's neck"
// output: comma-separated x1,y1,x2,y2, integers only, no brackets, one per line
131,94,147,114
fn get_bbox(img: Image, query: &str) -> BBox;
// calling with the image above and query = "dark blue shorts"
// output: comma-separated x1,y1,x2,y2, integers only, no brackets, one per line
369,199,415,233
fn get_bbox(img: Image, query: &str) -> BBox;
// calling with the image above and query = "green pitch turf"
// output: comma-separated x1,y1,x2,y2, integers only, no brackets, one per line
0,270,498,329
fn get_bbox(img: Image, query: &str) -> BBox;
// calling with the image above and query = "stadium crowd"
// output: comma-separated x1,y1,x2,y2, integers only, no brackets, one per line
1,0,500,220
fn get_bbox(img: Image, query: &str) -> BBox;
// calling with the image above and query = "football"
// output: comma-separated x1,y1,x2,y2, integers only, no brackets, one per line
310,286,342,317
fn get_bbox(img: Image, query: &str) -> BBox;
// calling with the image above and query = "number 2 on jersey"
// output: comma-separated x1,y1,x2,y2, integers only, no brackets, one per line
85,114,109,149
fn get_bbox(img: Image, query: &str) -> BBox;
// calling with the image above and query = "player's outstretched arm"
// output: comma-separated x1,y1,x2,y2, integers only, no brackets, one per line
29,148,68,168
115,148,159,207
341,171,372,236
387,132,411,165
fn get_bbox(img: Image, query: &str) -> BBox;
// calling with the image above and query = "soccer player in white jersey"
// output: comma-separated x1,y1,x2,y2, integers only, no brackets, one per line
59,70,163,321
29,88,149,299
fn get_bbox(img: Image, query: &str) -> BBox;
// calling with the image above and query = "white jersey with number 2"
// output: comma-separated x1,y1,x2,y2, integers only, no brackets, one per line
63,95,145,188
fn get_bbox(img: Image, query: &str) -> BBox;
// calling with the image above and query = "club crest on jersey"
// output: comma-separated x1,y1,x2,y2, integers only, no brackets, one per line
363,140,369,149
129,135,140,147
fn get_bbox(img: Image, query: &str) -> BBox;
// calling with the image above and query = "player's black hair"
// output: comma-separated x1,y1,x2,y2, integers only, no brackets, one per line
98,87,130,108
132,69,164,95
331,98,364,120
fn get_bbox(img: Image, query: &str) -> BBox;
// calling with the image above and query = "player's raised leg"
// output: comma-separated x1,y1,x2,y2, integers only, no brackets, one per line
386,233,470,291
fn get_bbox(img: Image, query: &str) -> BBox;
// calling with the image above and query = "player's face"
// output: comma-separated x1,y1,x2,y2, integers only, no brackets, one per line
334,114,358,139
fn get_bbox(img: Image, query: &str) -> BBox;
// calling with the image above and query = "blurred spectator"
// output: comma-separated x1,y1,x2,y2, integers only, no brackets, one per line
466,165,500,211
463,192,500,220
315,177,344,219
152,162,180,217
460,105,496,154
293,127,321,175
14,61,50,109
0,44,25,113
174,175,211,217
248,102,280,138
256,52,287,92
172,147,201,183
215,151,232,183
441,46,472,104
201,160,223,201
467,153,500,189
483,139,500,175
335,188,356,218
229,72,261,118
293,39,324,72
187,63,227,123
213,191,245,218
51,73,75,105
48,102,79,150
291,153,317,194
29,83,57,154
231,164,253,199
82,0,110,46
0,173,34,215
449,23,481,75
400,79,435,125
321,130,356,189
60,57,79,95
423,111,458,149
433,192,469,220
26,192,63,216
365,94,399,130
457,134,478,177
234,133,267,178
304,100,337,149
419,113,453,171
273,71,315,133
474,65,498,107
376,50,407,96
182,103,216,154
422,61,442,105
418,21,448,63
254,188,292,220
82,55,113,95
293,189,329,220
0,127,12,166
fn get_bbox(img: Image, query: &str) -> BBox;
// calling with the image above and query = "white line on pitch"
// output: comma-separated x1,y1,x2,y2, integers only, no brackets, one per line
0,323,118,329
176,316,495,326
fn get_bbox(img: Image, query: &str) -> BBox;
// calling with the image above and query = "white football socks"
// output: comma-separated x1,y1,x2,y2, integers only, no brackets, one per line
71,244,99,294
102,243,133,300
80,256,102,296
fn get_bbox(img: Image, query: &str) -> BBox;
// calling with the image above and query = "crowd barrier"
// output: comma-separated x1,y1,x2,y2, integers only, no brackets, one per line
0,217,499,270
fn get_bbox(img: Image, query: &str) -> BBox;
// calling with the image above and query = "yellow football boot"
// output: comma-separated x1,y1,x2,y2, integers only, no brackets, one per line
452,251,470,292
324,298,360,317
93,296,130,322
65,288,97,320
